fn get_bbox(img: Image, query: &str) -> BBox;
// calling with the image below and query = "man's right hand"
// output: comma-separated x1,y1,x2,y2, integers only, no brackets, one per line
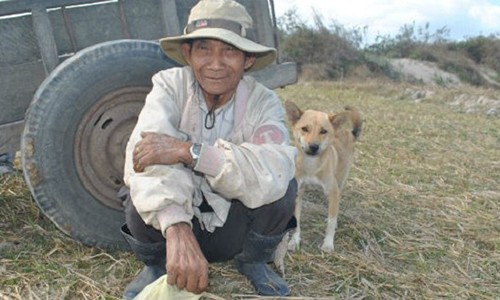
165,222,209,294
133,132,192,172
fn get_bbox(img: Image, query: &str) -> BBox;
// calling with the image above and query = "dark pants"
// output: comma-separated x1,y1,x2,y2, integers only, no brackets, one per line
121,179,297,262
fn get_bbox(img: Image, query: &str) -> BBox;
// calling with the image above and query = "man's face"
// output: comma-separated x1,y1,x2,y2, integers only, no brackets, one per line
181,39,256,99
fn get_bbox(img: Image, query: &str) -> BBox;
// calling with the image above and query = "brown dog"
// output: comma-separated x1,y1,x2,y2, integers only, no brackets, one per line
285,101,362,252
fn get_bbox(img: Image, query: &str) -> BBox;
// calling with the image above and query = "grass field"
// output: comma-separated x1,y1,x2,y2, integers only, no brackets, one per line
1,79,499,299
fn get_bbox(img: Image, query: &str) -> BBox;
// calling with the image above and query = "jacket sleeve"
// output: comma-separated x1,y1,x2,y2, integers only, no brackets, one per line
195,85,297,208
123,70,194,235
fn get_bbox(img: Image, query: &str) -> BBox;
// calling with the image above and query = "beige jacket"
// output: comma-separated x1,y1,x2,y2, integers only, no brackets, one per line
124,66,296,235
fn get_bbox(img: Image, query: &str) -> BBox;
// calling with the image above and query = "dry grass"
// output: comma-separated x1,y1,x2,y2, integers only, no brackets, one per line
1,79,499,299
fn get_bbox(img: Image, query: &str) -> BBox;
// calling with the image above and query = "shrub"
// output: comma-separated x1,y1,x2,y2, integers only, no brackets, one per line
277,8,364,80
454,36,500,73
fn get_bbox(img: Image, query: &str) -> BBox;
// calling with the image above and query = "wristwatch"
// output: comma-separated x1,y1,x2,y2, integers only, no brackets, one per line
189,143,201,168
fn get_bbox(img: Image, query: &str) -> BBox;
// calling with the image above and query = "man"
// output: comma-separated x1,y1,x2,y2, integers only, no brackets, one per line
120,0,297,298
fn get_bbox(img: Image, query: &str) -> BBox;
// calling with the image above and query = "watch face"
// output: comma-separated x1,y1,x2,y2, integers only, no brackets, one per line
191,143,201,159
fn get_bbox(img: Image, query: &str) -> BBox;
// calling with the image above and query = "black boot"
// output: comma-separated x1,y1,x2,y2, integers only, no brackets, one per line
235,230,290,296
121,224,166,300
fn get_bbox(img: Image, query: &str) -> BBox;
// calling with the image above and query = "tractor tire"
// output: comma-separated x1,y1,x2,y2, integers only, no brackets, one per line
21,39,178,251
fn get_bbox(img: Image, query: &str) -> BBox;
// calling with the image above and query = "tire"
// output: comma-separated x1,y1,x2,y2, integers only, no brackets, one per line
21,40,178,250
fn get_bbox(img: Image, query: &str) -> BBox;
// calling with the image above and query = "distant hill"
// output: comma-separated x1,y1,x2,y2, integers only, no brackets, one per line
278,13,500,89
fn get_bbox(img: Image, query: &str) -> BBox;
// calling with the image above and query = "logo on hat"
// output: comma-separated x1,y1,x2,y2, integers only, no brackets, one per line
194,19,208,29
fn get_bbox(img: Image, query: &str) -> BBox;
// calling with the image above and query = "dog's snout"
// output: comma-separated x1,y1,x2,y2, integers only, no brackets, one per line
306,143,320,155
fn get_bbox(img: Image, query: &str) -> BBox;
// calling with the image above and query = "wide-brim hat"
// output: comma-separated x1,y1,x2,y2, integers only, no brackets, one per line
159,0,277,72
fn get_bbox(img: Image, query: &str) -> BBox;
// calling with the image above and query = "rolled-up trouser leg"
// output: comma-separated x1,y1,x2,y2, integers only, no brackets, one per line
232,179,297,296
119,186,164,244
235,229,291,296
118,187,166,300
248,178,297,235
194,179,297,262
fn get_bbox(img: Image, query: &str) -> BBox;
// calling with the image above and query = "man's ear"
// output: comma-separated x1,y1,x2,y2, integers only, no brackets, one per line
244,54,257,70
181,43,192,65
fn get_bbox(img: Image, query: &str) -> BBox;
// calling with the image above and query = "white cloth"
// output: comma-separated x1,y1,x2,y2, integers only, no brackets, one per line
134,275,201,300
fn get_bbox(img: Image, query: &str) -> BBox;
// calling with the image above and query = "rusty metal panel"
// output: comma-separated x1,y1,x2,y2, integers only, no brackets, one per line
62,2,124,50
159,0,181,37
0,14,39,66
121,0,168,40
174,0,196,30
49,8,75,55
0,61,45,123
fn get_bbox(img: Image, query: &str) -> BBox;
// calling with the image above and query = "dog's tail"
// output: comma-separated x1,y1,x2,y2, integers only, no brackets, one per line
345,106,362,141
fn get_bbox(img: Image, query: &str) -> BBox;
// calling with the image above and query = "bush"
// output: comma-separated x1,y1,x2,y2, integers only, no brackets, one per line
454,36,500,73
277,8,364,80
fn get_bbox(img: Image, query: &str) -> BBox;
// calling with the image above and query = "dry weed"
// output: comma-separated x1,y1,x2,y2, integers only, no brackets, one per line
1,80,498,299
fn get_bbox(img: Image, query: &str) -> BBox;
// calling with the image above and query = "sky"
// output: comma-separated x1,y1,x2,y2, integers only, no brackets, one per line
273,0,500,44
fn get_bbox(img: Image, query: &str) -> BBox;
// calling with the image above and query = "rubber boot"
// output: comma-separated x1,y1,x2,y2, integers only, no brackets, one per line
121,224,166,300
235,230,290,296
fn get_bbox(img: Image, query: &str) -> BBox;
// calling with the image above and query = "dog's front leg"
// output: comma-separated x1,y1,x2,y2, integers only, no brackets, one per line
321,185,340,252
288,183,305,251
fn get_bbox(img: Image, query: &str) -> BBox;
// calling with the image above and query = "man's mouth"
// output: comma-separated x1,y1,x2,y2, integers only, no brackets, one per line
206,75,226,81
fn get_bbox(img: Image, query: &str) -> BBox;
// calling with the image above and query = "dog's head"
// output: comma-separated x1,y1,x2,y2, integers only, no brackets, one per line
284,101,348,156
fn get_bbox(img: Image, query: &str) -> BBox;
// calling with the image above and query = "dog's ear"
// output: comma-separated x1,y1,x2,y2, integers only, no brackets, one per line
329,112,348,129
284,101,303,125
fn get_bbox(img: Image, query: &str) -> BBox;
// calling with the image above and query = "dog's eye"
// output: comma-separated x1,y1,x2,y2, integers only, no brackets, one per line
320,128,328,134
301,126,309,133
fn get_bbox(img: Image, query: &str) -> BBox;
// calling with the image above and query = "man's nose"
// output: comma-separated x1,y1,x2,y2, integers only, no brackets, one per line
207,52,224,69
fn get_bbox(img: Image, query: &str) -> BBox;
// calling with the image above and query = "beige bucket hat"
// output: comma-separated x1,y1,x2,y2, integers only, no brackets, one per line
159,0,277,72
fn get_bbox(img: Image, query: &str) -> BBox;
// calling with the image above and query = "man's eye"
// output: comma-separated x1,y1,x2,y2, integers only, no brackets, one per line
225,47,240,55
194,42,209,51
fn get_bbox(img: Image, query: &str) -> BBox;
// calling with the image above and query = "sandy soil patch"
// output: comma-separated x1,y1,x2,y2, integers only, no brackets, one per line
390,58,461,87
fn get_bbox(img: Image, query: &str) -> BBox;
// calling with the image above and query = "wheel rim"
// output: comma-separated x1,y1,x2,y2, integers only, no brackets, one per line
74,86,150,210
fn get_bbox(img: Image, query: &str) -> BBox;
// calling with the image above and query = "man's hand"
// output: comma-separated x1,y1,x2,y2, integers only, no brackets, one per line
133,132,192,172
165,223,209,294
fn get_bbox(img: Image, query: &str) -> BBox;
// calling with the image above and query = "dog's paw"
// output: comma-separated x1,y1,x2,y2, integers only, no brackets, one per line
320,242,334,253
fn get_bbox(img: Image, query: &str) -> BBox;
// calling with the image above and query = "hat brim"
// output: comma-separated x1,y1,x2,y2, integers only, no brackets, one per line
159,28,276,72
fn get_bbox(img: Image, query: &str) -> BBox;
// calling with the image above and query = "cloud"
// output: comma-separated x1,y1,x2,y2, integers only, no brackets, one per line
469,2,500,32
273,0,500,42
